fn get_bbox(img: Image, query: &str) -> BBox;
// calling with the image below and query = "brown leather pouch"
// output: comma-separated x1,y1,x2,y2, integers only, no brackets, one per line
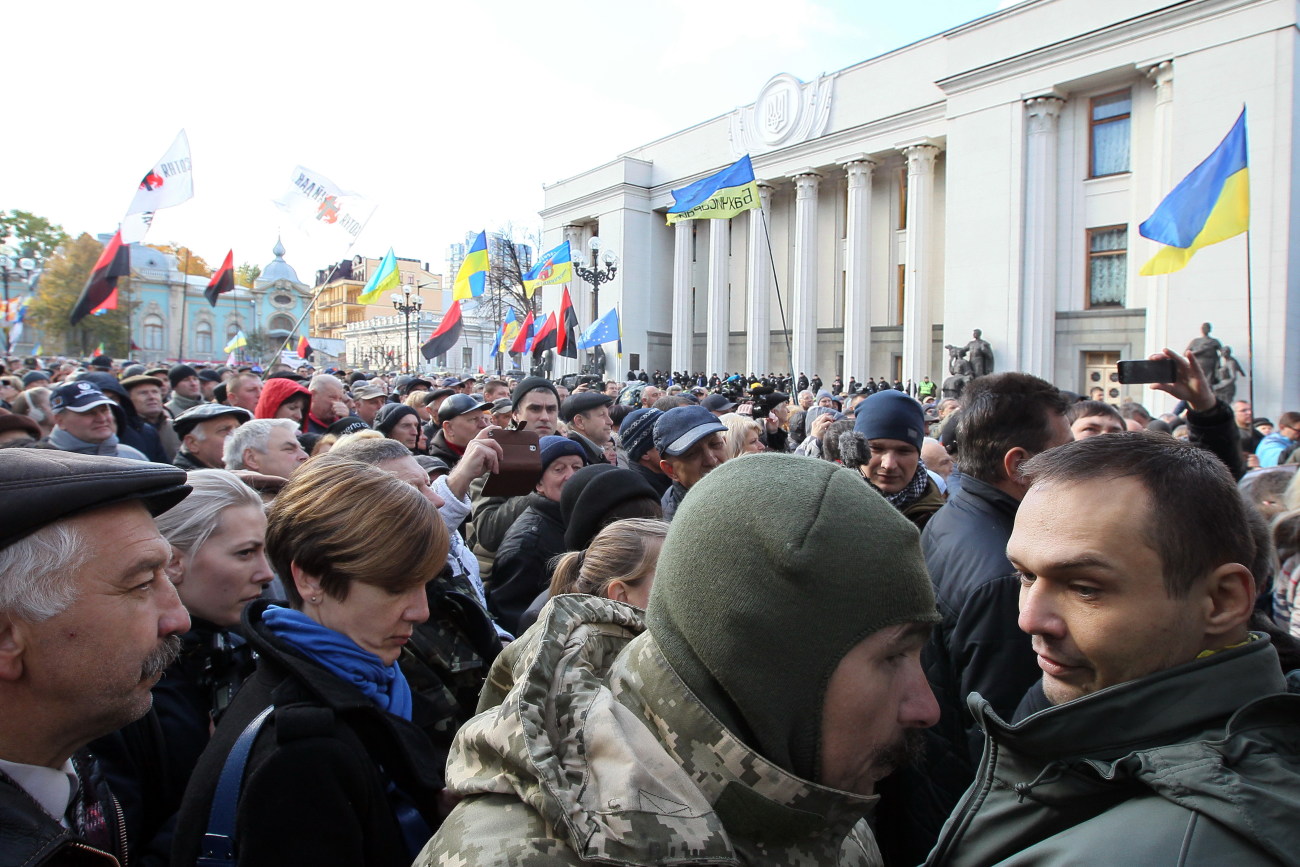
481,427,542,497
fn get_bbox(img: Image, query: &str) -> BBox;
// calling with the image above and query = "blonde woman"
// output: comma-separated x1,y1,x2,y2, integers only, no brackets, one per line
719,412,764,459
548,518,668,610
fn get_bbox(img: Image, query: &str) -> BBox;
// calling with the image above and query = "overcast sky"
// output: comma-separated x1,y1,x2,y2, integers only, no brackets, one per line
6,0,1004,277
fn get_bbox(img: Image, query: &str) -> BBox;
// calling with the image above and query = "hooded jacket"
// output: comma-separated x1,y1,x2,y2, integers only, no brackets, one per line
415,595,883,866
253,378,310,424
926,639,1300,866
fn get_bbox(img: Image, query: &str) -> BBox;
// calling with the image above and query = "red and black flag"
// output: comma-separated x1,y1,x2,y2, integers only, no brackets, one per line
421,300,464,361
297,335,312,359
557,286,579,358
70,230,130,325
205,250,235,307
531,311,558,358
509,311,535,354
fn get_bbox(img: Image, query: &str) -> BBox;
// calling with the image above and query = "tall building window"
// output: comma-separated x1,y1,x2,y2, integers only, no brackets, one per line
195,321,213,356
1087,226,1127,308
462,346,473,369
1089,90,1131,177
144,315,164,350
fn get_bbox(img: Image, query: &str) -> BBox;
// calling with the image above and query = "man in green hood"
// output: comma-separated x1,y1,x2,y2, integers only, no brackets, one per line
415,453,941,865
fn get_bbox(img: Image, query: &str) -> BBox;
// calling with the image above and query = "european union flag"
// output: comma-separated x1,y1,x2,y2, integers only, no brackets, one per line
578,308,620,350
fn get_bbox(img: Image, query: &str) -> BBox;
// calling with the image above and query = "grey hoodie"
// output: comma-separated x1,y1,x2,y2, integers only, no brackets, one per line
927,638,1300,866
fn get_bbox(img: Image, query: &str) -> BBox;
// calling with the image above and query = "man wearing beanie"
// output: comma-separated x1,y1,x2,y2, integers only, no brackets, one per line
488,435,587,634
417,454,941,866
165,364,204,417
838,390,946,529
618,407,670,496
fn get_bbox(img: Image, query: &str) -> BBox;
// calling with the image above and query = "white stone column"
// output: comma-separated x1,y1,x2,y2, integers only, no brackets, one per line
791,171,821,381
901,145,939,386
1020,96,1064,380
671,220,694,374
841,157,875,385
1143,61,1175,410
706,219,730,377
745,183,774,377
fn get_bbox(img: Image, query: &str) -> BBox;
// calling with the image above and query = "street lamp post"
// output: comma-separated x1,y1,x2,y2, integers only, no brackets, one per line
573,236,618,376
0,255,36,354
391,286,424,373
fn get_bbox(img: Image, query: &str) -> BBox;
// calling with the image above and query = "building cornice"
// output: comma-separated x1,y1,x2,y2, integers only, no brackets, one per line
937,0,1259,95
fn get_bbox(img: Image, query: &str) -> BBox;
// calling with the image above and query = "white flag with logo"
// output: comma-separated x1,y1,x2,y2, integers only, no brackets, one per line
273,165,376,254
120,129,195,243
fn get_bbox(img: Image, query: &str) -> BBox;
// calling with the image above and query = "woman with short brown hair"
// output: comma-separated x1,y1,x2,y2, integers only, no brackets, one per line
173,458,451,867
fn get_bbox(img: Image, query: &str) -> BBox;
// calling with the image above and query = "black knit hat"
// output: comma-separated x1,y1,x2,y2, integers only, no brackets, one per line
510,376,559,408
168,363,199,389
560,464,660,551
618,408,662,463
374,403,420,439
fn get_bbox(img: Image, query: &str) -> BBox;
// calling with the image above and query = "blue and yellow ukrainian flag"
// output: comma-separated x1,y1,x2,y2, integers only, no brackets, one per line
1139,109,1249,275
223,330,248,354
453,231,489,301
357,248,400,304
522,241,573,297
666,155,761,225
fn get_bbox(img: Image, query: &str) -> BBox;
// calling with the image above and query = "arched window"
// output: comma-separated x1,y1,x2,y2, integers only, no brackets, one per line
267,313,295,336
144,315,164,351
195,321,213,356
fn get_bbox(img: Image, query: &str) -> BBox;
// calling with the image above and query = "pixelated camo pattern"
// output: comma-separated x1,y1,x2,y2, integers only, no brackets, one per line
415,594,882,866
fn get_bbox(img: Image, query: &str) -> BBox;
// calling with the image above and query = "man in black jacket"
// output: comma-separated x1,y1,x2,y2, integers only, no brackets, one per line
879,373,1071,863
0,450,191,866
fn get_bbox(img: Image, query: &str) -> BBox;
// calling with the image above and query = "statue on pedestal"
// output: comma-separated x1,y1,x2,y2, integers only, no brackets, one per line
1186,322,1223,385
1213,345,1247,405
943,328,994,390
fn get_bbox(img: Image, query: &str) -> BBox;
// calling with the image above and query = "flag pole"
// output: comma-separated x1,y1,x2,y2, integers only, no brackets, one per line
759,208,796,398
1245,228,1255,410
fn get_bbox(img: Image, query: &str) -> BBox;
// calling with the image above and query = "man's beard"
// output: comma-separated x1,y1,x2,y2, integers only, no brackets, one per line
141,634,182,681
876,729,928,777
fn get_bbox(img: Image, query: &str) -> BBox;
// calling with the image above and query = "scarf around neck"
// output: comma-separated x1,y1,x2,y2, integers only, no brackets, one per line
879,457,931,511
48,425,121,456
262,605,413,720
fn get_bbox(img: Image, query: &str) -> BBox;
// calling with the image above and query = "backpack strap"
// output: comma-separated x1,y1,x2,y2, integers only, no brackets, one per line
196,705,273,867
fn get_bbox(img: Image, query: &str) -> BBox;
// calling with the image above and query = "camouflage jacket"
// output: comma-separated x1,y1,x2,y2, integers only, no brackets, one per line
415,595,883,866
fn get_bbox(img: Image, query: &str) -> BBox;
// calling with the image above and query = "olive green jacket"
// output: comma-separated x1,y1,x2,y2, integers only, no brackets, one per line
415,594,883,866
926,638,1300,866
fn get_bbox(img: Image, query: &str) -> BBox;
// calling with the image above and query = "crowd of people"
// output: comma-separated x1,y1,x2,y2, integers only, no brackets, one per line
0,347,1297,866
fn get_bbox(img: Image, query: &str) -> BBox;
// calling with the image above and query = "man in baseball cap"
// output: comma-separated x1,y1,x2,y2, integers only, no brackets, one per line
350,379,390,427
46,381,148,461
653,404,729,520
428,394,488,470
0,450,191,865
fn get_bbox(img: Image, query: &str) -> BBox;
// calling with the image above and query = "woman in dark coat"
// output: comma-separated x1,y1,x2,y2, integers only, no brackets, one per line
172,458,451,866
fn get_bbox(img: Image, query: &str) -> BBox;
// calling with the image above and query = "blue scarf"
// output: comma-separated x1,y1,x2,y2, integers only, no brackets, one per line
262,606,413,720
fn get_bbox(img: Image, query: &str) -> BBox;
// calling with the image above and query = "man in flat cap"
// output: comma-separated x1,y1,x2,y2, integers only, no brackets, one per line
561,391,614,465
0,450,191,865
172,404,252,471
46,381,149,461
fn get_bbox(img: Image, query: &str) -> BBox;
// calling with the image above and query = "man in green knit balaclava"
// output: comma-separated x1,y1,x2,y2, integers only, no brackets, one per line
648,452,941,792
